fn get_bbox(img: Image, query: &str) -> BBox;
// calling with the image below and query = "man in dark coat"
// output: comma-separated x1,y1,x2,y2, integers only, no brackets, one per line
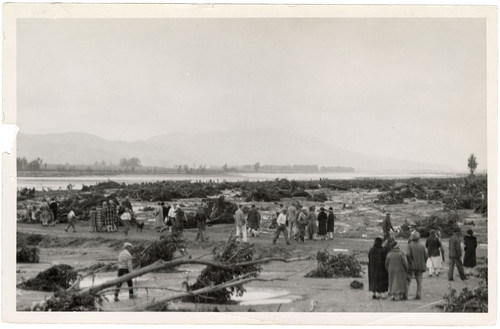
49,198,58,222
368,237,389,299
382,213,395,241
463,229,478,276
448,228,467,281
327,207,335,240
247,205,261,237
406,231,428,300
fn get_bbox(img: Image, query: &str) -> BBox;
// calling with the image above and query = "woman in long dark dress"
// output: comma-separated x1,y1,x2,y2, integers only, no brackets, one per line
317,207,328,240
463,229,477,276
326,207,335,240
368,237,389,299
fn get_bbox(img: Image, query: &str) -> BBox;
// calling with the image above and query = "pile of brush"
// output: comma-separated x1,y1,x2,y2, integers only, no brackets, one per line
29,290,102,312
132,232,186,268
19,264,78,292
184,236,262,304
16,233,43,263
305,250,363,278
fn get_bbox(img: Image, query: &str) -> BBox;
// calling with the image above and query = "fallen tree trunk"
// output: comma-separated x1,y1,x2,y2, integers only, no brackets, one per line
84,256,312,296
123,274,287,311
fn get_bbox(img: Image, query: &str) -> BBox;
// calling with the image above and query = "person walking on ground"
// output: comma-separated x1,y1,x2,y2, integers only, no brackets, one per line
194,207,208,242
114,242,135,301
448,228,467,281
247,205,261,237
406,231,428,300
425,230,444,277
287,203,298,239
385,238,409,301
306,206,318,241
327,207,335,240
65,209,78,233
120,208,132,236
273,208,291,245
296,208,308,243
154,202,164,232
463,229,478,276
368,237,389,300
49,198,58,222
382,213,395,241
89,207,97,232
234,205,249,242
317,207,328,240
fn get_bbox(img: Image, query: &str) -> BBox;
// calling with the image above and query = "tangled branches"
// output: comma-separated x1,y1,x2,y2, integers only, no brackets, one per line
305,250,363,278
19,264,78,292
185,236,262,303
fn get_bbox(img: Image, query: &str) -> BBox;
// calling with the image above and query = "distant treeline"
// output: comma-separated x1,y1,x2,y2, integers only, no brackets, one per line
16,157,354,175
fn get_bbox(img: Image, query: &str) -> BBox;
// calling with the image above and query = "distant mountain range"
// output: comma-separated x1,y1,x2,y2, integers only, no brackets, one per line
17,131,453,172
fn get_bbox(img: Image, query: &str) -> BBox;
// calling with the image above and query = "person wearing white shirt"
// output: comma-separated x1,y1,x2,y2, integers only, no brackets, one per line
273,209,291,245
114,242,135,301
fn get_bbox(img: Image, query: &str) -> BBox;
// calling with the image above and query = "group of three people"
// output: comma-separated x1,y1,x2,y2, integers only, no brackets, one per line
369,227,478,301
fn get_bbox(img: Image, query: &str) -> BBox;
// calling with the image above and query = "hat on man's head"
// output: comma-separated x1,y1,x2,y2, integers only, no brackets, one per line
123,242,134,249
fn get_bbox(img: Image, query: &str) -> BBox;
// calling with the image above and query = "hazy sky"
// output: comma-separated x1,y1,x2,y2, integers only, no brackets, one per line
17,18,487,171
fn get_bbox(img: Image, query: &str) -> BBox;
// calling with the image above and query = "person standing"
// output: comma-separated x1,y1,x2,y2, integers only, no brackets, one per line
385,239,409,301
123,197,133,211
382,213,395,241
65,209,78,233
368,237,389,299
161,202,169,224
49,198,58,222
194,207,208,242
296,208,308,243
273,208,291,245
406,231,428,300
154,202,164,232
120,208,132,236
39,199,51,226
306,206,318,241
114,242,135,301
317,207,328,240
463,229,478,276
425,230,445,277
102,201,112,232
327,207,335,240
173,206,187,234
167,203,177,232
287,203,298,239
234,205,249,242
448,228,467,281
247,205,261,237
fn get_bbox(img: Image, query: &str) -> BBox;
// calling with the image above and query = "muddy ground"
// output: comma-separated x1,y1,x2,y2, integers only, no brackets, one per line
16,188,488,312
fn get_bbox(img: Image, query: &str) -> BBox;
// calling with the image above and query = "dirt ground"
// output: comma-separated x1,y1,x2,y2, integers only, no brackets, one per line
16,188,488,312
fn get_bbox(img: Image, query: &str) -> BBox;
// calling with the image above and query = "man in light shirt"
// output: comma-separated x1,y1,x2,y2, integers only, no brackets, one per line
114,242,135,301
234,205,249,242
167,203,178,232
273,208,291,245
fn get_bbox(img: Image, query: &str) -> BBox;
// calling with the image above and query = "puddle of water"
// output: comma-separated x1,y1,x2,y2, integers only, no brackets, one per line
79,275,147,289
232,289,298,306
333,248,349,252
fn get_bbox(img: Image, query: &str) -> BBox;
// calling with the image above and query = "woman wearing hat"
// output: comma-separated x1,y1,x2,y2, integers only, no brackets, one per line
326,207,335,240
385,238,409,301
317,207,328,240
368,237,389,299
463,229,477,276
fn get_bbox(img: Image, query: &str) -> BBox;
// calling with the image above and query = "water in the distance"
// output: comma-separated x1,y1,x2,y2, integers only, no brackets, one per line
17,172,463,190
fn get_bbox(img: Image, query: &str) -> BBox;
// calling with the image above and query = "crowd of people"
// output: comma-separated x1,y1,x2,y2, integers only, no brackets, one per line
368,227,478,301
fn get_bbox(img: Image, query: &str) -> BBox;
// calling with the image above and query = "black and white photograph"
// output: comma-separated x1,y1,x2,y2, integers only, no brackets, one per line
1,2,497,325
